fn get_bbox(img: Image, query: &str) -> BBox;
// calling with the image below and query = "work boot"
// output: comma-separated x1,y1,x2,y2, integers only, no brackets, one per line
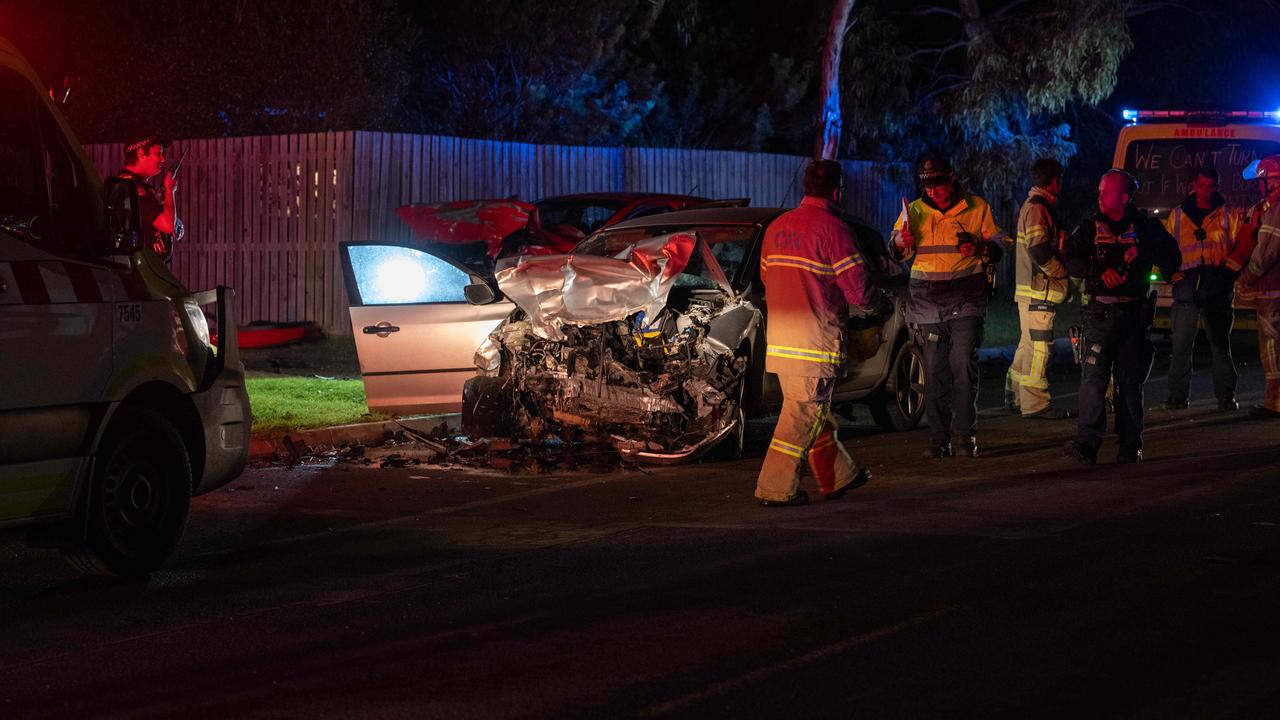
1116,448,1143,463
1163,397,1189,410
922,442,953,459
760,491,809,508
1021,406,1075,420
1248,405,1280,419
953,435,978,458
1063,440,1096,465
1218,397,1239,412
824,468,872,501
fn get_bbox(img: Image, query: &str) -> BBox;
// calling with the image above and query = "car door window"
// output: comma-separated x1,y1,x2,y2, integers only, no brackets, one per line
0,70,47,244
345,244,474,305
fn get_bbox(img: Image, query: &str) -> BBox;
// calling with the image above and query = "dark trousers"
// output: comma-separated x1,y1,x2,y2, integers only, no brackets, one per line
919,316,983,443
1076,301,1155,454
1166,295,1237,403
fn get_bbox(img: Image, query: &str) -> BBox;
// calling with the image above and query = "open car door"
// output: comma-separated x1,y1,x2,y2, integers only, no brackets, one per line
340,242,512,414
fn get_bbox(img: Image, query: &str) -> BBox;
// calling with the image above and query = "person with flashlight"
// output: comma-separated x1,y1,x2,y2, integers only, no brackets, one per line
1062,170,1181,464
891,154,1009,459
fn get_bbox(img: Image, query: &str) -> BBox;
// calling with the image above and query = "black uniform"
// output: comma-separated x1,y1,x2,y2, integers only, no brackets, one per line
1063,206,1181,462
117,169,173,260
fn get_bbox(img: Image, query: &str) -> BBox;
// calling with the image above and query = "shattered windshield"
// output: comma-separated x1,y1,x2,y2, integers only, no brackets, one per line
578,225,757,288
535,198,629,235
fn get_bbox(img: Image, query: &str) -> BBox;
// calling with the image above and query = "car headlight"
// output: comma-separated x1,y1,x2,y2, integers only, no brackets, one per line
183,298,211,347
474,335,501,375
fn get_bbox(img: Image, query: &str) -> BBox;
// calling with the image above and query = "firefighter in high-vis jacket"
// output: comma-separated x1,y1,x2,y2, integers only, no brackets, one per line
891,154,1009,458
1063,170,1182,464
754,160,891,507
1161,167,1242,411
1236,155,1280,418
118,131,178,262
1006,158,1074,420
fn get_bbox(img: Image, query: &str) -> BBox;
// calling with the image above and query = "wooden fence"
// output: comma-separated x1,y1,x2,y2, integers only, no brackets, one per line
87,132,915,333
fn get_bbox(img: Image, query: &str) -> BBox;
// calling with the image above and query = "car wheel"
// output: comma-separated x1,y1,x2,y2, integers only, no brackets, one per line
63,406,192,577
869,341,926,432
709,350,750,461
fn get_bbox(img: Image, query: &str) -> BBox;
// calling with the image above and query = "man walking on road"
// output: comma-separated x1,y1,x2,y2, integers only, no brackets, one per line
1236,155,1280,418
1063,170,1181,464
892,154,1009,458
1161,167,1241,411
1007,158,1074,419
754,160,890,507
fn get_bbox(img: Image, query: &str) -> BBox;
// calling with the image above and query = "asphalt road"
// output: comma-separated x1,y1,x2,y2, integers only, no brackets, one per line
3,345,1280,718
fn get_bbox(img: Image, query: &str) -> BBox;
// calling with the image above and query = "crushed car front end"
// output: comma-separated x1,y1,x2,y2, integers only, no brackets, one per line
464,231,758,463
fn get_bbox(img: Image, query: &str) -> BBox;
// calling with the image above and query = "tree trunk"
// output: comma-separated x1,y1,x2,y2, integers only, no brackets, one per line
814,0,856,160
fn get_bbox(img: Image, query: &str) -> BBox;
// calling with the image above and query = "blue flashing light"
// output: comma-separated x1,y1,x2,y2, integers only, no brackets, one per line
1121,109,1138,122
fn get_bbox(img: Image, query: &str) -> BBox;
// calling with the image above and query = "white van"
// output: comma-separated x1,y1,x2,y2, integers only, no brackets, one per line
0,36,250,576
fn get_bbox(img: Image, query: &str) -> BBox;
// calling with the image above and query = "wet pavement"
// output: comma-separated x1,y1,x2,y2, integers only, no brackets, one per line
2,347,1279,718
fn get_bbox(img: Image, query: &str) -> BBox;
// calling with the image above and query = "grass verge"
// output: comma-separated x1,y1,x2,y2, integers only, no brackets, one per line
246,372,387,438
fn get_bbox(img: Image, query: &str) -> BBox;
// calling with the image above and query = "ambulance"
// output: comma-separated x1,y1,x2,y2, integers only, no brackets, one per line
0,36,250,576
1113,109,1280,330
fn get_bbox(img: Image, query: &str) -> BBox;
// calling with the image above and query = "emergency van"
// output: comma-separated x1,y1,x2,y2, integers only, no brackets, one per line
0,36,250,576
1113,109,1280,330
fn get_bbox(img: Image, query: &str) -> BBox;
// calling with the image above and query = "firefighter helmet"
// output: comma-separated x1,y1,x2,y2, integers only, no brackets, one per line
1242,155,1280,181
917,154,954,187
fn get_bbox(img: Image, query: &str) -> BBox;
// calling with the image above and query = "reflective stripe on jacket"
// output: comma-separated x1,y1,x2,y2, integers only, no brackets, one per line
1014,187,1068,304
760,197,876,378
1241,202,1280,302
891,193,1007,282
1162,196,1239,271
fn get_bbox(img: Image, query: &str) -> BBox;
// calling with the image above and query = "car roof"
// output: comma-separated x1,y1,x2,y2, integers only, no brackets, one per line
539,192,709,203
604,206,789,230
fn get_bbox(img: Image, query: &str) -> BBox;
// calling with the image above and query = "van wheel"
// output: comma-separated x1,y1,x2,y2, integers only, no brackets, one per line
63,406,192,577
869,342,926,432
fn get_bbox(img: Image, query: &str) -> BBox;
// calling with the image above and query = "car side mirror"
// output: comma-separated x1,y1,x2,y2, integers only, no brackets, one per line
102,176,142,255
464,282,500,305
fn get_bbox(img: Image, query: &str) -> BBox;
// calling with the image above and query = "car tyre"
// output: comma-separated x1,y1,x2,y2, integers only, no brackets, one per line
63,406,192,577
869,341,926,432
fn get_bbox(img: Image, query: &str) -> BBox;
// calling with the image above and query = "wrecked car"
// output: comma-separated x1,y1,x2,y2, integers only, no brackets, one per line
460,207,924,463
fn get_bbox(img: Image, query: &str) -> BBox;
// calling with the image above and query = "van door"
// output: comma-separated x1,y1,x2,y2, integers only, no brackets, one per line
0,69,107,524
340,242,512,414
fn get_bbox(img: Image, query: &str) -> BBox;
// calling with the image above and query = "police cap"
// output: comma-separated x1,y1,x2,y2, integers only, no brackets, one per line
122,131,171,157
917,154,954,187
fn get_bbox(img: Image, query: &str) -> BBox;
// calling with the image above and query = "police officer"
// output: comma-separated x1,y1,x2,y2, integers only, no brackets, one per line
1235,155,1280,418
119,132,178,261
1161,167,1241,411
1007,158,1074,419
754,160,889,507
1063,170,1181,464
892,154,1008,458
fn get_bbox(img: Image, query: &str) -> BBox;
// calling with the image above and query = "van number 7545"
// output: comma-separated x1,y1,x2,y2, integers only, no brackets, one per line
116,303,142,324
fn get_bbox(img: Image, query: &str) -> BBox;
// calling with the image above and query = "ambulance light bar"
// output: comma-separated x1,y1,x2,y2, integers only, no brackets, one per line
1121,109,1280,124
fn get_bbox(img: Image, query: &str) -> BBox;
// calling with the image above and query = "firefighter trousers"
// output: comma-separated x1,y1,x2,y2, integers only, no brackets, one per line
1167,295,1237,404
1075,301,1155,454
1006,302,1056,414
919,316,983,444
1257,298,1280,412
755,375,858,502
